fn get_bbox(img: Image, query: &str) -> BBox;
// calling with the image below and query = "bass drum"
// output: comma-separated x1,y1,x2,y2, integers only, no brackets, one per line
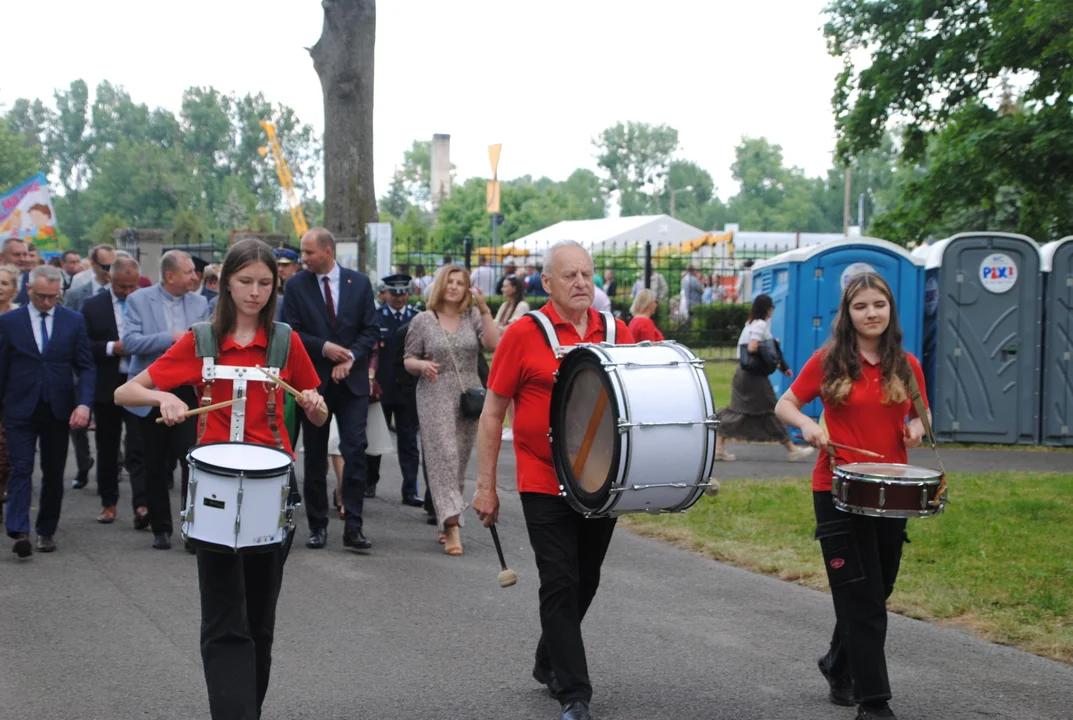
549,342,718,517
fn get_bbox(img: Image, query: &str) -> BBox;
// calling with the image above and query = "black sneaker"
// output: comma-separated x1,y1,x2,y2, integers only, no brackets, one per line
817,656,854,706
856,701,896,719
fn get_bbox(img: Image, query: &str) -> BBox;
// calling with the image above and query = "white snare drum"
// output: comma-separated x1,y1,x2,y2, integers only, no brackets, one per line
182,442,295,552
550,342,718,517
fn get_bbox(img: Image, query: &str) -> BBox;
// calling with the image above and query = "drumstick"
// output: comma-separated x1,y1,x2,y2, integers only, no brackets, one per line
256,365,329,417
489,524,517,588
154,397,243,424
827,441,885,459
572,389,609,478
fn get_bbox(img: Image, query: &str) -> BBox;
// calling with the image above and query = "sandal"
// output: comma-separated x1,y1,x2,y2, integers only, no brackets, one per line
444,525,463,556
715,450,736,462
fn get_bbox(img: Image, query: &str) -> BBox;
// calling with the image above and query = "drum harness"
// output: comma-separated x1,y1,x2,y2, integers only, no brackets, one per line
185,321,297,536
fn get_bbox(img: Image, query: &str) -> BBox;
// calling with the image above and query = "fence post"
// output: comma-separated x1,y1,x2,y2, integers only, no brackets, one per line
463,235,473,271
644,240,652,290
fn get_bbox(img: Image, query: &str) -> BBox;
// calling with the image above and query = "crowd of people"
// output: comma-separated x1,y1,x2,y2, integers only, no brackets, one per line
1,232,924,720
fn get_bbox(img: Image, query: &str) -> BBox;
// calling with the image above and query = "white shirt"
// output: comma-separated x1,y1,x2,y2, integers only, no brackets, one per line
737,318,772,346
314,263,353,361
316,263,341,316
31,307,55,354
592,286,612,312
106,288,130,373
470,265,495,296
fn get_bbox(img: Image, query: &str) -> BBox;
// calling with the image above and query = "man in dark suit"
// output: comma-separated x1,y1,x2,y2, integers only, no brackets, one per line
0,266,95,557
282,228,379,551
3,237,32,307
365,274,422,506
63,244,116,491
82,256,148,528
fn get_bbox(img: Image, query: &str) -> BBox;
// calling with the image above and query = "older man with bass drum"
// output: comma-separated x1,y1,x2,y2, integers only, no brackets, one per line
473,240,633,720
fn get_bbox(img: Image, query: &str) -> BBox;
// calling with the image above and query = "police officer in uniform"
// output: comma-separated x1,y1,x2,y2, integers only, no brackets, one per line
365,274,423,506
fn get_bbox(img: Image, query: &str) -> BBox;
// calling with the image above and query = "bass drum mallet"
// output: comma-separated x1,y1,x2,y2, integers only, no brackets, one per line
489,524,517,588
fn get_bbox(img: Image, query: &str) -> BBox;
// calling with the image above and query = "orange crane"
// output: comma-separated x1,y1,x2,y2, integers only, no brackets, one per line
258,120,309,238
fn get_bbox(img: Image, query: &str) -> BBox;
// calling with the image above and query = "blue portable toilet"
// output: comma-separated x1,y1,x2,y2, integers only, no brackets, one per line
751,237,926,425
923,232,1042,444
1040,236,1073,446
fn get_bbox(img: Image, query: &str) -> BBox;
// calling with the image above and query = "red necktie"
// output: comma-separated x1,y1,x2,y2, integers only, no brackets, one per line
322,276,337,327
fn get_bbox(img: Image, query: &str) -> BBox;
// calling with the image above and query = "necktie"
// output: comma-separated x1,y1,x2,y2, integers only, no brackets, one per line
322,276,337,327
40,311,50,355
118,298,127,316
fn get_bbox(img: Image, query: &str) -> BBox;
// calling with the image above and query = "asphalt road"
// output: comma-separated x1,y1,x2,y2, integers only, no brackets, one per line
1,441,1071,720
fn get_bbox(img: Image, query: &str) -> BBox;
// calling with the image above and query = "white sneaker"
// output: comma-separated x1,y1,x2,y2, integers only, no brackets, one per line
788,446,815,462
502,429,513,442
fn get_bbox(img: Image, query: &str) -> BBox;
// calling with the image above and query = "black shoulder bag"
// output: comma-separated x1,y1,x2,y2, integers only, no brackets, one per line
436,311,486,419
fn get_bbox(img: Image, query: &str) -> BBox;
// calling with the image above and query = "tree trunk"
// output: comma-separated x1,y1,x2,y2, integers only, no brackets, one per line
310,0,378,273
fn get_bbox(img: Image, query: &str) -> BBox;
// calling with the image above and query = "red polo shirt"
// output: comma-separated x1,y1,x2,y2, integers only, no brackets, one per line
790,350,928,491
628,316,663,343
487,303,634,495
148,327,321,459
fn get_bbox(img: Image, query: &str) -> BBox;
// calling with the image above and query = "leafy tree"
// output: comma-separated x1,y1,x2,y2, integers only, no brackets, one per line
825,0,1073,240
87,212,129,248
725,137,830,232
379,169,410,218
594,121,679,216
0,122,44,190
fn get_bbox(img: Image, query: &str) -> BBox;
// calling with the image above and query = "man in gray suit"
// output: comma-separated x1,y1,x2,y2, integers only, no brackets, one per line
64,244,117,490
121,250,209,550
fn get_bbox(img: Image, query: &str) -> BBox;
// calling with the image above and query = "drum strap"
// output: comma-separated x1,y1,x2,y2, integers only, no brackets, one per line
907,371,947,506
191,321,292,450
525,310,617,355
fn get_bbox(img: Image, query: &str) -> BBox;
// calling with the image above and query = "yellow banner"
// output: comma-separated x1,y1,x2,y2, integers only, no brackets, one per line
486,181,501,213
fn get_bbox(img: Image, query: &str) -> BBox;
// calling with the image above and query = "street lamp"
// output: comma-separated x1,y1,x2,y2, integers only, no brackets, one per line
669,185,694,218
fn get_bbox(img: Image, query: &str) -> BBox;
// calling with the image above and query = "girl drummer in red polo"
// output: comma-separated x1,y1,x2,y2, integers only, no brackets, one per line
115,238,326,720
775,272,927,720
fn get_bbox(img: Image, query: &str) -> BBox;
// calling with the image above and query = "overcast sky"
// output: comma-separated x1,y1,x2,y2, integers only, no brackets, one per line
3,0,843,203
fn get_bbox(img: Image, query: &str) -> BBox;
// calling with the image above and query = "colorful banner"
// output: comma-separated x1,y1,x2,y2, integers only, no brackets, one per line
0,173,59,250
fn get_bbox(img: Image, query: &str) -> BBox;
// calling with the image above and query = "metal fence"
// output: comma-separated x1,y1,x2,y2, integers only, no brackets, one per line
389,239,801,356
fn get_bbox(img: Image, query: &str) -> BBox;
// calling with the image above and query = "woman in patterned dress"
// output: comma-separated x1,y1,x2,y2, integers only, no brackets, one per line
404,264,499,555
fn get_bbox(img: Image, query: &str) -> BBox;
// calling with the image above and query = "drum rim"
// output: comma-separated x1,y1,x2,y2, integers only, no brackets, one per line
834,462,943,484
188,441,293,478
550,347,623,512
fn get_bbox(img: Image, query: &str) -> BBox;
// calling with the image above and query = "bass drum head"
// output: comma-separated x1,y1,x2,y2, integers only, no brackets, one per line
550,348,622,513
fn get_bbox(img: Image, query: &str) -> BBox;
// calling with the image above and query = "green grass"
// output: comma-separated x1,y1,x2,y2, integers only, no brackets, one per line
703,359,736,409
622,472,1073,663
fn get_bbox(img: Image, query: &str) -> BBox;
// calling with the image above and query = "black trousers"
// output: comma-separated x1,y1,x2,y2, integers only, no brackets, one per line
814,491,907,704
72,425,92,479
366,402,420,498
139,386,197,536
520,492,617,705
301,384,368,533
197,545,285,720
94,402,146,510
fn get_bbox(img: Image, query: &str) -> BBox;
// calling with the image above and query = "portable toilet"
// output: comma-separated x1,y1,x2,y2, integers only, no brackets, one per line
751,237,926,425
923,232,1042,444
1040,236,1073,446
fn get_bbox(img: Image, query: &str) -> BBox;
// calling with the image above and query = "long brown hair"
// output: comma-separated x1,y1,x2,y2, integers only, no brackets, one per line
213,239,279,344
821,272,912,406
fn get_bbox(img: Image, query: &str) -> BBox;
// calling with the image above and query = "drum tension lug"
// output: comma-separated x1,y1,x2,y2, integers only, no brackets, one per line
616,418,630,434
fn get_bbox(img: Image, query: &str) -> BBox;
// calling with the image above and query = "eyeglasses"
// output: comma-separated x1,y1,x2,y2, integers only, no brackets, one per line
32,292,59,302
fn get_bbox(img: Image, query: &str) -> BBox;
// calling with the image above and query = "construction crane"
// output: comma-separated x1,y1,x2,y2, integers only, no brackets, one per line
258,120,309,239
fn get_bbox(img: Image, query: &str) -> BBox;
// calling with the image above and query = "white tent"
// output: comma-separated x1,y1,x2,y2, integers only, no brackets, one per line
500,215,706,256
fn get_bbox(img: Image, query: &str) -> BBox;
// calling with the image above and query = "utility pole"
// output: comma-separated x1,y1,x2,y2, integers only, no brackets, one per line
487,143,502,260
842,166,852,236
